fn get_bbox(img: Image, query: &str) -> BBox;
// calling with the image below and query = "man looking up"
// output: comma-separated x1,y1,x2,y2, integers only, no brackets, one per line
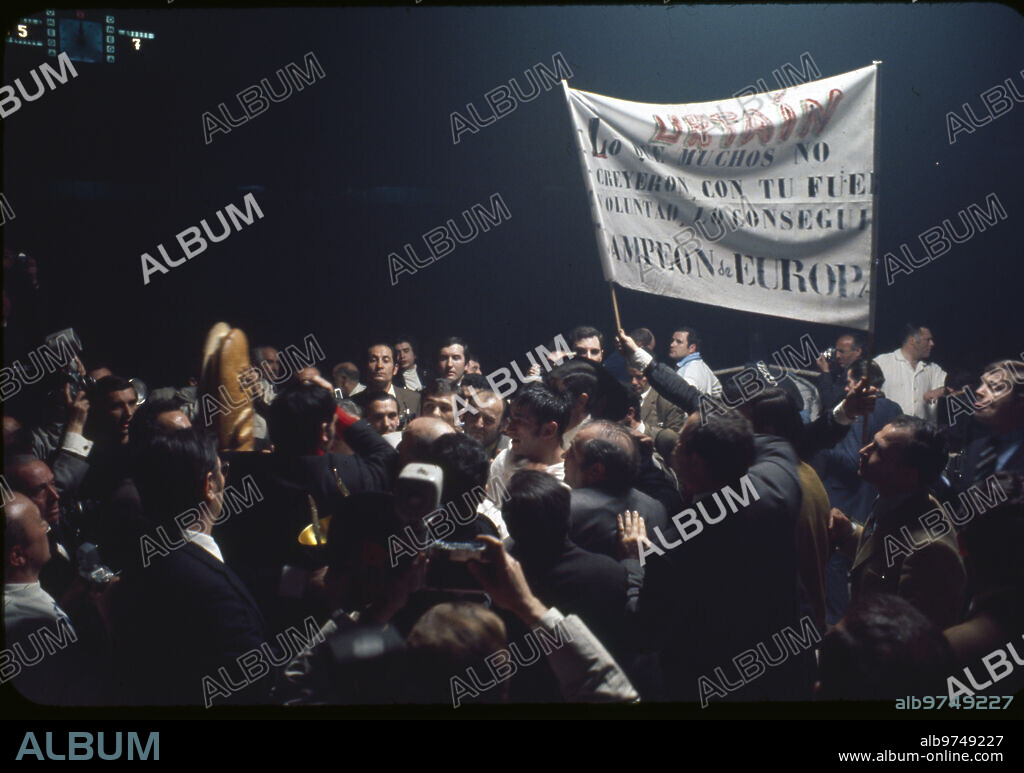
830,417,965,630
4,493,89,704
957,360,1024,490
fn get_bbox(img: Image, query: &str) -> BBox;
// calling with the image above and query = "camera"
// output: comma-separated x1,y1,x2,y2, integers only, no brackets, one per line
76,542,119,589
394,463,444,522
425,540,491,591
822,347,839,367
44,328,93,397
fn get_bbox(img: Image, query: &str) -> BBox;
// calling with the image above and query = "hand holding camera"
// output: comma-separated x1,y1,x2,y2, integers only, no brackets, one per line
64,381,90,435
468,536,548,626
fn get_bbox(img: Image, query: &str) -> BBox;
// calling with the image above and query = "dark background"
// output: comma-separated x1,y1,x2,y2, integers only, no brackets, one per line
3,3,1022,387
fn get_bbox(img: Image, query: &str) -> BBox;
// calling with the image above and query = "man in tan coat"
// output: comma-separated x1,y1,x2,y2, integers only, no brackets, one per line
831,417,965,630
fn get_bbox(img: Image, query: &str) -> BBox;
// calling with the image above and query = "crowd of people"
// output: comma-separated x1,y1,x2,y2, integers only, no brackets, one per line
3,253,1024,707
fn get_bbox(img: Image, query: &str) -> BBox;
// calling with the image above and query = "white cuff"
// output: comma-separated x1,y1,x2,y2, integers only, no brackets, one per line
832,401,855,426
630,349,654,371
539,606,565,629
60,431,93,458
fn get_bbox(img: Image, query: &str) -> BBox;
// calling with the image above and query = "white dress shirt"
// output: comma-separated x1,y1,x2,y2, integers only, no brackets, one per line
184,530,224,563
874,349,946,420
676,354,724,397
60,431,93,458
4,582,75,633
401,366,422,392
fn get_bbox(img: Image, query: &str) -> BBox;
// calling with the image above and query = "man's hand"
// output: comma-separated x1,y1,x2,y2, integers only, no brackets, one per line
296,367,334,393
923,387,946,403
828,507,856,545
626,428,654,453
616,329,639,357
816,353,831,374
88,576,121,632
64,384,90,435
616,510,648,560
841,376,879,419
468,535,548,626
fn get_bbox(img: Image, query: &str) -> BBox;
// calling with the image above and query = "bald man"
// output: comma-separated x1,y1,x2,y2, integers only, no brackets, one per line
5,456,76,600
462,389,511,459
397,417,456,470
3,493,84,703
564,420,669,559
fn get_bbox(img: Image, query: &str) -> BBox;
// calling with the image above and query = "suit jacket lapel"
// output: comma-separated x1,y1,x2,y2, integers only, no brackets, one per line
850,504,877,573
641,391,657,427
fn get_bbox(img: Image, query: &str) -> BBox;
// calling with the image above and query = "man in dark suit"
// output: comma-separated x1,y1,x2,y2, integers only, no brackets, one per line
394,336,430,392
217,380,398,623
119,429,269,706
814,332,865,414
815,360,904,524
505,470,635,661
813,359,903,625
565,419,669,559
616,329,810,702
831,417,966,630
353,343,421,419
956,359,1024,493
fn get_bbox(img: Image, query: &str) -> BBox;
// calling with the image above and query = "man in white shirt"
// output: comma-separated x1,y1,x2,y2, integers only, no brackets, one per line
487,383,570,504
669,327,723,397
4,492,81,703
874,324,947,421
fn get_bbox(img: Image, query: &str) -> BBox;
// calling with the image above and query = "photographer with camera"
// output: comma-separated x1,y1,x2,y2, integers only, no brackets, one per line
815,332,865,414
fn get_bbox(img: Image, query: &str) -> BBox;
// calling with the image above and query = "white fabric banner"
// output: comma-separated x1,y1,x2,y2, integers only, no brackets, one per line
563,64,877,330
